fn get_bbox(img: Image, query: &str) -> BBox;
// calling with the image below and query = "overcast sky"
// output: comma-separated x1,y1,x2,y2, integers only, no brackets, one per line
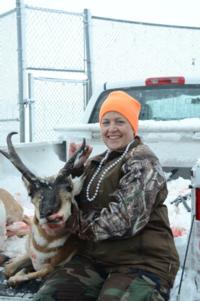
1,0,200,27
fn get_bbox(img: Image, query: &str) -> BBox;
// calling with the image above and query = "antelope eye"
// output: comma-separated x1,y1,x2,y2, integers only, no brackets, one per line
28,187,35,197
64,182,73,192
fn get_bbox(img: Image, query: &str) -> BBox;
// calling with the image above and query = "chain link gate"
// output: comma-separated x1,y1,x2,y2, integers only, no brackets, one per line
27,75,87,142
24,4,90,142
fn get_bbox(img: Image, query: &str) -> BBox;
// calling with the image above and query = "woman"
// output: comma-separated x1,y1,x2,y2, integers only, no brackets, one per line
33,91,179,301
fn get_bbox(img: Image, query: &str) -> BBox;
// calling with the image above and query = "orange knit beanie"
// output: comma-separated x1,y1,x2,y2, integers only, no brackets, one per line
99,90,141,134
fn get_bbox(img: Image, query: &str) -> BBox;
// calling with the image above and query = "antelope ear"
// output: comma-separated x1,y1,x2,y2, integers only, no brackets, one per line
72,176,84,196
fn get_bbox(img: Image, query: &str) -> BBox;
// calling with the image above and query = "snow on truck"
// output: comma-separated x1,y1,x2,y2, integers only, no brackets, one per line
0,76,200,300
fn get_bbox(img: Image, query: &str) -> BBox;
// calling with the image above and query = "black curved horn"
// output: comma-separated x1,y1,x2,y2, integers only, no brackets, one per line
0,132,39,184
56,138,86,180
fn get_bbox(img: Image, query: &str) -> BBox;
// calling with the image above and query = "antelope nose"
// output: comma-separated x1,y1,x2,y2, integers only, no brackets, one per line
40,208,53,219
46,209,54,217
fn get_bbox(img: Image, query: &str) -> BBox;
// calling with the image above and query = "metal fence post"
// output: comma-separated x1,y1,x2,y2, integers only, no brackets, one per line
83,9,93,104
16,0,26,142
28,73,34,142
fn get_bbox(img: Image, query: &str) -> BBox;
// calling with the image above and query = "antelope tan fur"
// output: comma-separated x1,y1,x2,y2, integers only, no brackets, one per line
0,132,86,286
0,188,24,225
0,188,26,251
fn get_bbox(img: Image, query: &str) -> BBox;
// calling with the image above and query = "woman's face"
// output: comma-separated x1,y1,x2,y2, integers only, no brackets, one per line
100,111,135,151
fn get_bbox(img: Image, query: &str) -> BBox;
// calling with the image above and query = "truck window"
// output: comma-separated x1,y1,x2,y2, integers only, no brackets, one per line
88,85,200,123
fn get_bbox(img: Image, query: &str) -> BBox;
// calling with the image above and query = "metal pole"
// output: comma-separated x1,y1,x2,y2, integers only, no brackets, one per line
83,9,93,104
16,0,26,142
28,73,33,142
176,214,195,301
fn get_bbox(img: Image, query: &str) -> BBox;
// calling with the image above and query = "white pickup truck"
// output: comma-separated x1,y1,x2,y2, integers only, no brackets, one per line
55,76,200,179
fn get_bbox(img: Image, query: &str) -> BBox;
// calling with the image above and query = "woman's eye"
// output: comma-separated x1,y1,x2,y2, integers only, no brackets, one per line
101,119,125,126
102,121,110,125
116,120,125,124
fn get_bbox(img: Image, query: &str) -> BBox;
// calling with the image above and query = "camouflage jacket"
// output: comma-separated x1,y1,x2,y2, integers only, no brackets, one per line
76,137,179,287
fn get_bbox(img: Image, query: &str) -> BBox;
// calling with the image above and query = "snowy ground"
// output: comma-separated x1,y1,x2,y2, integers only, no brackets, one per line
166,178,200,301
0,174,200,300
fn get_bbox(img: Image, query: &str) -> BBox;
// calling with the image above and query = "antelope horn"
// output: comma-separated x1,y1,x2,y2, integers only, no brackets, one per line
0,132,39,184
56,138,86,180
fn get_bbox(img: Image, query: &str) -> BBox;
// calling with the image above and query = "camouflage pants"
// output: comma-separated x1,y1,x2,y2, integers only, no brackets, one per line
32,256,170,301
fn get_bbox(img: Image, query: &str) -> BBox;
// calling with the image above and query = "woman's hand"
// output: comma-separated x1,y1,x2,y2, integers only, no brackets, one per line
69,142,93,168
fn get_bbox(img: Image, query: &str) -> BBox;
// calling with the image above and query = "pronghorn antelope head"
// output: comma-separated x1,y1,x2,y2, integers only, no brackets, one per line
0,132,86,234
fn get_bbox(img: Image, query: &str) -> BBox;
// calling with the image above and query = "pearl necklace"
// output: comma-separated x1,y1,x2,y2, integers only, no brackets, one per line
86,140,134,202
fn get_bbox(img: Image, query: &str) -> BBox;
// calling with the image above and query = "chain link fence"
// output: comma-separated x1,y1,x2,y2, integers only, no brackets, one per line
1,3,200,143
0,4,88,143
25,6,85,72
91,17,200,91
0,9,20,144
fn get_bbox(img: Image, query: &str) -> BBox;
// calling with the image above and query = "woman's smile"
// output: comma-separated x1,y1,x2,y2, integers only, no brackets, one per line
100,111,135,151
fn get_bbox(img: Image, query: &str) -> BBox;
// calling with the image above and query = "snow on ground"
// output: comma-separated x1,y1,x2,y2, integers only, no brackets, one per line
0,174,200,300
165,178,200,301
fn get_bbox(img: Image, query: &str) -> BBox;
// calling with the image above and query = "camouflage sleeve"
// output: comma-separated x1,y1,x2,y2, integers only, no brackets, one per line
79,153,167,241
